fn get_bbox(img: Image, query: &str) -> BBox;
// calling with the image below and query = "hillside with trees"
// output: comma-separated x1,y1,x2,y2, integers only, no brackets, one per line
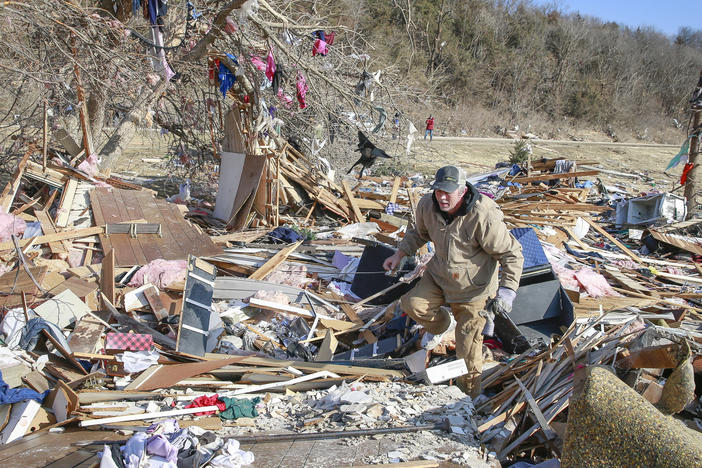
348,0,702,141
1,0,701,181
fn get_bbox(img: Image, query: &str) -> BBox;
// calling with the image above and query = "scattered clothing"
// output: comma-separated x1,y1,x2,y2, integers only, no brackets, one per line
219,396,260,420
185,394,226,416
0,373,46,405
268,227,303,244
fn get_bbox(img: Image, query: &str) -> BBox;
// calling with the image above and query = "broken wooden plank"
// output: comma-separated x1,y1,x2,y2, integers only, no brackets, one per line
55,178,78,227
100,248,115,306
248,240,303,281
33,209,69,254
0,226,104,251
342,181,364,223
0,145,34,212
512,169,600,184
585,218,643,263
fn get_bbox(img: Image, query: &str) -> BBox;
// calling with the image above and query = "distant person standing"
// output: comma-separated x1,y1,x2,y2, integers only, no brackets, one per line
425,115,435,141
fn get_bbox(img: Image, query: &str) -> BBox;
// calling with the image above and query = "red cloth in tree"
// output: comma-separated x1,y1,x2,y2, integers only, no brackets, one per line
681,162,694,185
185,394,226,416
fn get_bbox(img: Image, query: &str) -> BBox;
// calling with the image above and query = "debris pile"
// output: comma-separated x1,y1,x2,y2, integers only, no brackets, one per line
1,147,702,468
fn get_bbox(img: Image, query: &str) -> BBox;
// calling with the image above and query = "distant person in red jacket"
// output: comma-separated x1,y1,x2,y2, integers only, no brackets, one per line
425,116,435,141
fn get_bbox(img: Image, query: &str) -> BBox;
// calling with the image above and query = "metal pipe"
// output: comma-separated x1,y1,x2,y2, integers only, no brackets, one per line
74,420,450,447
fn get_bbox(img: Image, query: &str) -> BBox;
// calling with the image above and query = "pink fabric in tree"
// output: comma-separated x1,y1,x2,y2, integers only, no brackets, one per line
296,73,308,109
128,259,188,289
250,55,266,72
312,39,328,56
224,16,237,34
0,212,26,242
265,50,276,81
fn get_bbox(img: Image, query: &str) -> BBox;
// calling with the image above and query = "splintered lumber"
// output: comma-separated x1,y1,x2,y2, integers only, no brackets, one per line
585,218,643,263
0,145,35,212
208,354,404,379
55,178,78,227
0,226,104,251
388,176,401,205
33,209,69,254
342,181,364,222
248,240,303,280
511,169,599,184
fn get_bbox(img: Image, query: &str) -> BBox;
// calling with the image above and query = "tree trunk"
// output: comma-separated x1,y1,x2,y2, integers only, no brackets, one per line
87,88,107,149
426,0,446,74
98,83,166,170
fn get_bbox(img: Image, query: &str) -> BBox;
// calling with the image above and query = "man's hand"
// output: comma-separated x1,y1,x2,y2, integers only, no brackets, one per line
383,250,406,272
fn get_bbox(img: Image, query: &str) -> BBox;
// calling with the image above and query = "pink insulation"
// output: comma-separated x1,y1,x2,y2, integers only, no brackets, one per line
77,153,99,177
0,212,26,242
129,259,187,289
265,264,312,289
550,261,580,291
249,290,290,305
574,267,621,298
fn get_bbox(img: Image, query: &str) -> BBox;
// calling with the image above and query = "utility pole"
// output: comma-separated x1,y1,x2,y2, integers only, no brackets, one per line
684,70,702,218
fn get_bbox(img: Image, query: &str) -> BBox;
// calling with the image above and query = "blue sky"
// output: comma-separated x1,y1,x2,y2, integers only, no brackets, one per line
530,0,696,37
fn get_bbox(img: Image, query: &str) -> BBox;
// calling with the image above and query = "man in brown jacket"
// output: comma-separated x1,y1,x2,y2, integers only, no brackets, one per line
383,165,523,398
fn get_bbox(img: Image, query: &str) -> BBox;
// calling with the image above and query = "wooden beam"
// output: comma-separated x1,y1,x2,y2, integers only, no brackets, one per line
55,178,78,227
0,226,104,251
0,145,34,212
342,181,364,223
584,218,643,263
388,176,401,205
100,249,115,306
33,209,69,254
511,169,599,184
248,240,303,280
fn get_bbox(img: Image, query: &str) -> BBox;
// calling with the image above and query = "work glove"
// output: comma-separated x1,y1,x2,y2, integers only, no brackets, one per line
481,288,517,336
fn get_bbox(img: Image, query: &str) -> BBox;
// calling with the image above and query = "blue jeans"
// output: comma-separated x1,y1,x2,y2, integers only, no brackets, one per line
424,129,433,141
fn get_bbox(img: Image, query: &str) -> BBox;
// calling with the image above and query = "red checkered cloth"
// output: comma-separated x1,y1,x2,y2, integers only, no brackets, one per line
105,332,154,353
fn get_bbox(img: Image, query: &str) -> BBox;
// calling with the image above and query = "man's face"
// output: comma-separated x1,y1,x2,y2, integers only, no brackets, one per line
435,186,467,212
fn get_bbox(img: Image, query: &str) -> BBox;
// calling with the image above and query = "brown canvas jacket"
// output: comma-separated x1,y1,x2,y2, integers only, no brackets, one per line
398,185,523,303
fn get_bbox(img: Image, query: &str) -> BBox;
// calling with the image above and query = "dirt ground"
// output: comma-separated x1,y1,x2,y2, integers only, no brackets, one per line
109,128,685,201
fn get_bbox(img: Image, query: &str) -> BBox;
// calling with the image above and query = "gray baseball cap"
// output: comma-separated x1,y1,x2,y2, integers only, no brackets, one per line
431,165,466,192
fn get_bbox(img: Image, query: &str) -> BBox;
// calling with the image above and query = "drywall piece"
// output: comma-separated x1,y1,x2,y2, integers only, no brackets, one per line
405,349,429,374
34,289,90,329
214,152,246,221
424,359,468,384
0,399,41,444
176,257,217,357
123,283,155,312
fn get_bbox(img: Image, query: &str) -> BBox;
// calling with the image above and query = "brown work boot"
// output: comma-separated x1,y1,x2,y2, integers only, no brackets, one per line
456,374,482,400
